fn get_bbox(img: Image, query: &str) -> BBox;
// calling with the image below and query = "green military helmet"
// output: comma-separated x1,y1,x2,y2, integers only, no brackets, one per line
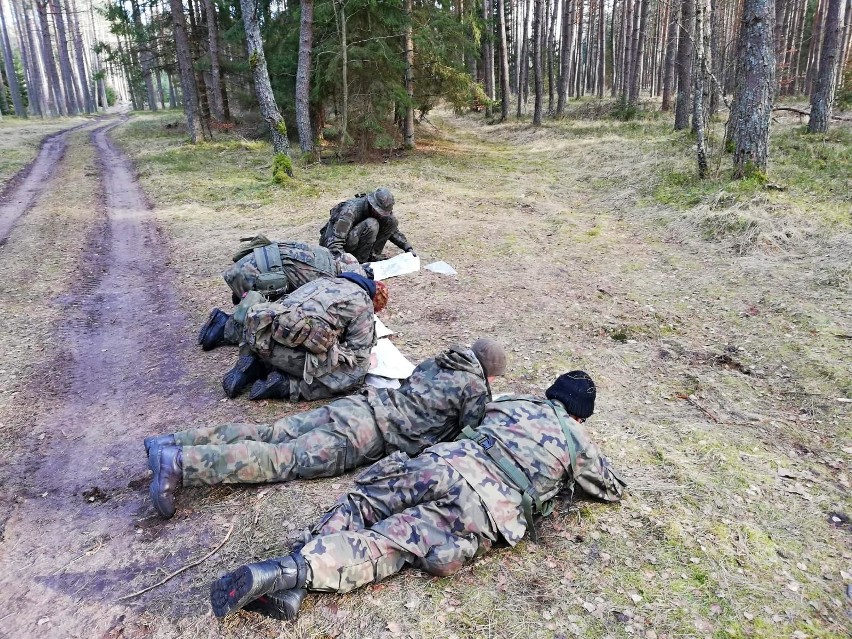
367,188,395,216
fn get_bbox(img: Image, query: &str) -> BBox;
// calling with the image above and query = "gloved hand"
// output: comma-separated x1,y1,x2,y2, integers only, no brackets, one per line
406,247,417,257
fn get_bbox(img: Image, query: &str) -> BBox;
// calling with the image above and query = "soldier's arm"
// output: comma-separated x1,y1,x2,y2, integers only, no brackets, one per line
457,379,489,433
573,440,627,503
335,305,376,366
388,224,413,252
325,205,356,257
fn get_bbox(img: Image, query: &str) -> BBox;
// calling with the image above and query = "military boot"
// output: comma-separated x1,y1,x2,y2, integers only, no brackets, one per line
244,588,307,620
150,445,182,519
248,371,291,401
210,554,306,618
222,355,265,398
198,308,230,351
143,433,176,473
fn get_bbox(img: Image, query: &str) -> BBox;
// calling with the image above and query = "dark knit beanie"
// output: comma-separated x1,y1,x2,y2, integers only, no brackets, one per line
545,371,596,419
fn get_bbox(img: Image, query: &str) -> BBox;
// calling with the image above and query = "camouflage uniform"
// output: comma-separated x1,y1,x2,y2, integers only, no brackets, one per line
242,277,376,401
223,240,366,301
175,346,490,486
320,196,412,262
219,242,366,346
296,395,626,593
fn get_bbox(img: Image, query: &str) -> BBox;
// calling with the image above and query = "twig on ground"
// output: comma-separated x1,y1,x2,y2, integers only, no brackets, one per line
676,393,720,422
773,106,852,122
116,519,235,601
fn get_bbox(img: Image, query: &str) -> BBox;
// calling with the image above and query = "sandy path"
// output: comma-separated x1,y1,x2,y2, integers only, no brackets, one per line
0,120,221,637
0,121,96,245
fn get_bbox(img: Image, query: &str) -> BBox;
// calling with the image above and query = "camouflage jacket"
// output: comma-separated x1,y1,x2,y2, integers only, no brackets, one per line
224,241,366,299
244,277,376,381
320,197,411,256
438,395,626,545
366,345,490,456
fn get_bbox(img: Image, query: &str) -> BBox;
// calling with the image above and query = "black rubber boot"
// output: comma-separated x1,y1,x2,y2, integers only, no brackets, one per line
144,433,176,473
248,371,291,401
244,588,307,621
222,355,265,398
150,446,183,519
198,308,230,351
210,554,306,618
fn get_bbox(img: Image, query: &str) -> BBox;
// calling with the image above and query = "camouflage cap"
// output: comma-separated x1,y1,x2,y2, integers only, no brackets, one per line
471,338,507,377
367,188,395,216
373,281,389,312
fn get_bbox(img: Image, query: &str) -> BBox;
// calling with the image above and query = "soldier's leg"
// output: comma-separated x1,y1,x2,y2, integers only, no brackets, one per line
302,466,499,593
370,215,399,256
345,218,379,263
181,416,384,486
312,450,461,535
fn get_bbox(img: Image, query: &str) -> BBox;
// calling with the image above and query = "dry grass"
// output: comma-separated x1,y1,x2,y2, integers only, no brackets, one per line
21,109,846,639
0,115,89,187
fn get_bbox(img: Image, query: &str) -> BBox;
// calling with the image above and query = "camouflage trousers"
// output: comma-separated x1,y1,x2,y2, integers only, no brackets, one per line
300,446,500,594
175,397,385,486
344,216,398,262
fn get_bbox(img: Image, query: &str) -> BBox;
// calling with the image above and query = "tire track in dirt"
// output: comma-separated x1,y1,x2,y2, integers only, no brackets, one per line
0,120,221,637
0,121,97,246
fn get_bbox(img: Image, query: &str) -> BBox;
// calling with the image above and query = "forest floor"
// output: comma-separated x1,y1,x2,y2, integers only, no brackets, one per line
0,106,848,639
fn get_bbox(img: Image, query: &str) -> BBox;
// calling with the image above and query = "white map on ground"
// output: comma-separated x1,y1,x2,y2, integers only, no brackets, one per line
374,317,394,338
368,337,416,379
425,260,457,275
369,252,420,280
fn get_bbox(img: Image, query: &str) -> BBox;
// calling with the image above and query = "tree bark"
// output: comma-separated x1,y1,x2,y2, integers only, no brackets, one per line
19,0,47,116
203,0,224,119
332,0,348,151
35,0,64,115
694,0,710,177
674,0,694,129
729,0,775,177
48,0,80,113
573,0,583,97
68,0,94,112
808,0,843,132
532,0,544,124
0,0,26,116
403,0,414,147
629,0,650,103
517,0,531,116
547,0,556,111
170,0,202,142
497,0,511,119
661,0,680,110
484,0,496,117
556,0,573,114
596,0,604,97
296,0,314,151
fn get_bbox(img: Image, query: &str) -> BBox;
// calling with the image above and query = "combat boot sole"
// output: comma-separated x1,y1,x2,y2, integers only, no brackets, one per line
210,556,304,618
244,588,307,620
248,371,290,401
198,308,229,351
222,355,265,398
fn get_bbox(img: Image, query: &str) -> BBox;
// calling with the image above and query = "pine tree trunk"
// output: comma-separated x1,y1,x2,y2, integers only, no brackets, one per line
596,0,604,97
804,0,826,94
484,0,496,117
68,0,94,112
837,0,852,90
808,0,843,132
674,0,694,129
49,0,80,113
498,0,511,119
556,0,573,114
0,1,25,116
610,0,618,96
35,0,64,115
661,0,680,110
296,0,314,151
694,0,710,177
621,0,633,97
532,0,544,123
517,0,530,116
547,0,556,111
333,0,348,150
403,0,415,147
729,0,775,177
203,0,224,119
170,0,201,142
573,0,584,97
18,1,47,116
629,0,650,103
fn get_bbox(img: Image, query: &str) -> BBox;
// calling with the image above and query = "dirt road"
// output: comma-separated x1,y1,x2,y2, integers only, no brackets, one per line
0,120,229,637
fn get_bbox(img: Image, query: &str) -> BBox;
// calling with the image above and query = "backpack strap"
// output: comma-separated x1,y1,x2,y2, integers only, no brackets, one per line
458,425,551,542
253,244,283,273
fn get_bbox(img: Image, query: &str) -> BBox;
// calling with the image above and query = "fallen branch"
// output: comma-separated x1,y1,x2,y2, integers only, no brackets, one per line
773,107,852,122
117,520,235,601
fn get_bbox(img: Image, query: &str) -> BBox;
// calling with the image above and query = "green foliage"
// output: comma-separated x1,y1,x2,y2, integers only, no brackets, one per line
611,96,640,121
836,66,852,110
105,85,118,107
272,153,293,184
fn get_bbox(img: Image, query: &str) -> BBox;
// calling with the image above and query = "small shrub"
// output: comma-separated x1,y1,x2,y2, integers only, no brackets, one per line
272,153,293,184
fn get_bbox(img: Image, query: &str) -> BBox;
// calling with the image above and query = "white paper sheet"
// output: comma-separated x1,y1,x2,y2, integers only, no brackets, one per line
369,252,420,280
425,260,457,275
365,374,402,389
369,338,416,379
374,317,394,338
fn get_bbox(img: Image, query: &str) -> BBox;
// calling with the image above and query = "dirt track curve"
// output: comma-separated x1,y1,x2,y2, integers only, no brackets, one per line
0,119,222,637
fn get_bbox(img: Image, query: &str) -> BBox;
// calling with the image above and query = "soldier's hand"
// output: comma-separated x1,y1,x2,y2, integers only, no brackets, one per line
406,247,417,257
